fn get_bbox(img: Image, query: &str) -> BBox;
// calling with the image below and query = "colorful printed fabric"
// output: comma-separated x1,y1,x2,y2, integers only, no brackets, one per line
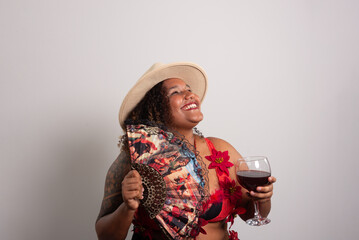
126,124,208,239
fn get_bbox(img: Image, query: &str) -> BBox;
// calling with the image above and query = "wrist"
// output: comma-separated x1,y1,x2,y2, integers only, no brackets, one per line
117,202,137,218
258,198,271,205
124,204,137,213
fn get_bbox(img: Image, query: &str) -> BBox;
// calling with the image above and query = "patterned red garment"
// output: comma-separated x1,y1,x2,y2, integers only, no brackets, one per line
199,138,246,239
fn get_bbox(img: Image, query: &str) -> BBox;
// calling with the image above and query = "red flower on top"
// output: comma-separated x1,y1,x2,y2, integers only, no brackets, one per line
227,206,246,229
201,189,224,213
205,149,233,176
190,217,208,239
229,230,239,240
219,177,242,205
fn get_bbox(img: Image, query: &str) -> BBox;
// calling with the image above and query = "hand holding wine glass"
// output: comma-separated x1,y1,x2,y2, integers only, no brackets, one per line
236,156,274,226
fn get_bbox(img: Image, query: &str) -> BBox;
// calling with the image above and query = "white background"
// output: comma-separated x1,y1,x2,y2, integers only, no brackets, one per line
1,1,358,239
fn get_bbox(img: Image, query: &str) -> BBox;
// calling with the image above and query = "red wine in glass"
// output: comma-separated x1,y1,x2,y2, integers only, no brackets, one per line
235,156,272,226
236,170,271,192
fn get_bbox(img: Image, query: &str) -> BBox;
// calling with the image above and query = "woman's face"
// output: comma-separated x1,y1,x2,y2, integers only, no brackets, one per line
162,78,203,130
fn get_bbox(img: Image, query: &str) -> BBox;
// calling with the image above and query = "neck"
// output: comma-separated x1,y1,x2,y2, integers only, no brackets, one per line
172,127,196,146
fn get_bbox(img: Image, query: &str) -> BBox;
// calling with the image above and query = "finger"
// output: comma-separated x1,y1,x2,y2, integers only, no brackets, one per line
122,181,143,198
268,176,277,183
122,186,144,199
123,190,142,199
127,197,140,205
122,180,142,192
123,184,142,192
126,170,141,179
123,177,142,186
256,184,273,193
126,198,141,211
123,187,144,200
250,190,273,199
122,178,141,186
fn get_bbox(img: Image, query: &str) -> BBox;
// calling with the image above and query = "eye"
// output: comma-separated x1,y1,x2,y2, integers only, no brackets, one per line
170,91,179,95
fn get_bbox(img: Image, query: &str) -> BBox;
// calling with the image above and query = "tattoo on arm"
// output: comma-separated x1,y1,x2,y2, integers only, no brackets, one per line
97,151,131,221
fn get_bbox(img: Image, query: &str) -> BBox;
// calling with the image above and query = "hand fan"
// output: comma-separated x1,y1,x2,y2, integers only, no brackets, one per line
126,123,208,239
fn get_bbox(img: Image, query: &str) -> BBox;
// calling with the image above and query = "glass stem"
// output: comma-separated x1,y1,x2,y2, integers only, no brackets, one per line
253,200,261,219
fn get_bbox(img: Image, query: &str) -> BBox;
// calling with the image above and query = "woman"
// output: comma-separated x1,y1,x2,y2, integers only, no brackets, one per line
95,62,276,240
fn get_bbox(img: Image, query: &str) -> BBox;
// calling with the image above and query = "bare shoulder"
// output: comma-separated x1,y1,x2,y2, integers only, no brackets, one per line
96,151,131,221
206,137,244,182
206,137,232,149
206,137,242,161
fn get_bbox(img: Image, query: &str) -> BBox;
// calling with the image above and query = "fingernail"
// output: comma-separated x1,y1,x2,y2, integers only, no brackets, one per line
257,187,262,191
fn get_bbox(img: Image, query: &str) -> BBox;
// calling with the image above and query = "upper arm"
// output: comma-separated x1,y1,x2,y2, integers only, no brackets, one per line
96,151,131,222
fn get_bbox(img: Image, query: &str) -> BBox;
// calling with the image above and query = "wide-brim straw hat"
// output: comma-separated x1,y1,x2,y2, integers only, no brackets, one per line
119,62,208,129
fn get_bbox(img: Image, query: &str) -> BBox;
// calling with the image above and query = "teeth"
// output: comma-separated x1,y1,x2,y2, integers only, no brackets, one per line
184,103,197,110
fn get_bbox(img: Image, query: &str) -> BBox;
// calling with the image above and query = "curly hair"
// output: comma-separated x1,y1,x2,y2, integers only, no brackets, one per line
125,81,172,126
119,81,172,151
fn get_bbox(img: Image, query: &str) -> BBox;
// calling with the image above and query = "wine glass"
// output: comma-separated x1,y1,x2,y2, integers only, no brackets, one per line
235,156,271,226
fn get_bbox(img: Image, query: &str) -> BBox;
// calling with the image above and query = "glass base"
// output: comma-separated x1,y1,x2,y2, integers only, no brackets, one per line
246,217,271,226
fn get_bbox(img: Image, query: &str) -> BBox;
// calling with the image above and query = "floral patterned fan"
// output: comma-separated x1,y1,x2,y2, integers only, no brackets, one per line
126,123,208,239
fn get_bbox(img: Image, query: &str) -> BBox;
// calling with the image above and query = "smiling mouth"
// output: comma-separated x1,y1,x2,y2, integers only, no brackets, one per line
182,103,198,110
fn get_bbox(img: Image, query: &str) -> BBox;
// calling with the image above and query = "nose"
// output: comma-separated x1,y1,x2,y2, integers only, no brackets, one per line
184,90,194,99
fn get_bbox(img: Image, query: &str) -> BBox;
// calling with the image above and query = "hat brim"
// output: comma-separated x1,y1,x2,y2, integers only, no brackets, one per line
119,62,208,129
